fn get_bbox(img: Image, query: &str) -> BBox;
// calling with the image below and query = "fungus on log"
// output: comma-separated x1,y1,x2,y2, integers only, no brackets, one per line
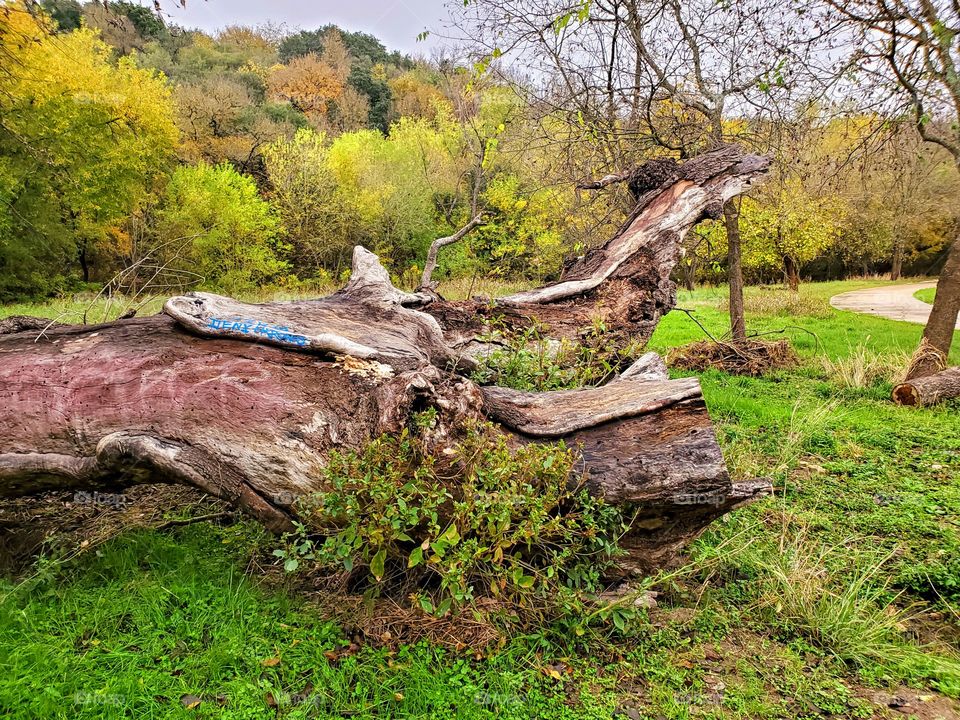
893,367,960,406
0,146,771,572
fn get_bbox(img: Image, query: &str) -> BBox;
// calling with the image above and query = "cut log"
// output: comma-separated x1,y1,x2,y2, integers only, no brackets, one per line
0,146,772,572
893,367,960,406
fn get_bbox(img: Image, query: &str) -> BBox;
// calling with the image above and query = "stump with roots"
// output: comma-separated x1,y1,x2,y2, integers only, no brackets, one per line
0,146,773,574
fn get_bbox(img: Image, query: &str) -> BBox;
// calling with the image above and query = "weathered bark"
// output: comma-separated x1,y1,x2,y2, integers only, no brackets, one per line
907,239,960,380
724,199,748,342
893,367,960,406
430,147,768,358
0,146,772,572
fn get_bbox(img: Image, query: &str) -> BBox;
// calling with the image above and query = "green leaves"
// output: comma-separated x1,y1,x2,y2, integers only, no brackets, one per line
552,0,591,34
156,162,288,293
370,549,387,581
407,546,424,569
439,524,461,547
272,422,624,624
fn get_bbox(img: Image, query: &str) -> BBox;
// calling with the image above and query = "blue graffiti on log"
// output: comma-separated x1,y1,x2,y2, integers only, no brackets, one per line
207,317,309,347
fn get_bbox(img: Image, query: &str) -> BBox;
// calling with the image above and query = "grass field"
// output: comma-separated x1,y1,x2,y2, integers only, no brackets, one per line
915,287,938,304
1,279,959,719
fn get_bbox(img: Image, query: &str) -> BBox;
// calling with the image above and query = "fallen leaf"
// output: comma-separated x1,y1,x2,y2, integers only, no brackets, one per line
261,657,281,667
541,666,563,681
180,694,202,709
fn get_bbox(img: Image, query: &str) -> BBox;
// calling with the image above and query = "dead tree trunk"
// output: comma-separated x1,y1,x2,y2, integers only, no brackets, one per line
419,214,483,290
0,146,771,572
893,367,960,406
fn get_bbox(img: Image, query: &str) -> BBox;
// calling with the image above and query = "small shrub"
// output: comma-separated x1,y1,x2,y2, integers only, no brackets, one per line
471,318,641,391
275,419,627,625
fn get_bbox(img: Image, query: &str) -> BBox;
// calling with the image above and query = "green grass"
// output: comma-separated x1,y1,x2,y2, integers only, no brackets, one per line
2,278,960,718
0,525,623,719
657,280,959,364
915,287,938,304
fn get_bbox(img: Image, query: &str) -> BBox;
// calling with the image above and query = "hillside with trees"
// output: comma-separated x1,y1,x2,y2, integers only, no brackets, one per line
2,0,958,306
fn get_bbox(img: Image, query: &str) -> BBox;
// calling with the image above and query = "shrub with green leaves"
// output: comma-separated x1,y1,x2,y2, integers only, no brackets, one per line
471,318,641,392
274,419,626,621
156,162,289,293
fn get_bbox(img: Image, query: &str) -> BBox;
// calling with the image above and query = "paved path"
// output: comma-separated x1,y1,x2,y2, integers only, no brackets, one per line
830,281,959,327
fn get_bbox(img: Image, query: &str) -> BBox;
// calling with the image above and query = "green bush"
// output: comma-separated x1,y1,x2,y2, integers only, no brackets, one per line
156,162,289,293
274,417,626,623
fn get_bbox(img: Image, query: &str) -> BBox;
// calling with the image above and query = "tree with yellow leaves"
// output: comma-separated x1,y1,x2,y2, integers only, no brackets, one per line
268,53,345,127
0,2,178,298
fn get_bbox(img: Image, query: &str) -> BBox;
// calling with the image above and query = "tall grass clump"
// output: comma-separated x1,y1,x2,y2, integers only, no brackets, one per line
821,340,910,389
701,524,960,696
718,287,834,319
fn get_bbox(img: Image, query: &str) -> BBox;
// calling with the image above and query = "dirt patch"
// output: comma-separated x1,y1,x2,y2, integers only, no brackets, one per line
668,339,797,376
309,593,504,651
854,687,960,720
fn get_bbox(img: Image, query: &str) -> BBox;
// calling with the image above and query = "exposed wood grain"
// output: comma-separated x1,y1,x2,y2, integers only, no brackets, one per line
0,146,772,571
893,367,960,406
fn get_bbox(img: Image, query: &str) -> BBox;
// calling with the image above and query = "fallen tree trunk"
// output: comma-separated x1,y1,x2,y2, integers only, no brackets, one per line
893,367,960,406
0,146,771,572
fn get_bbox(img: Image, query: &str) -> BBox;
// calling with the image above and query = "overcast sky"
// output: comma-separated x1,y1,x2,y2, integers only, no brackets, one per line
159,0,447,55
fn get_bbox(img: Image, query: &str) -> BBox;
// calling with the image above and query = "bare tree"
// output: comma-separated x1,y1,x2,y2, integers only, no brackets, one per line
823,0,960,377
419,213,484,289
452,0,814,341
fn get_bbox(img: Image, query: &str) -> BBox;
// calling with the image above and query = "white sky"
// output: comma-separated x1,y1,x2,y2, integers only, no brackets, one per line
160,0,447,55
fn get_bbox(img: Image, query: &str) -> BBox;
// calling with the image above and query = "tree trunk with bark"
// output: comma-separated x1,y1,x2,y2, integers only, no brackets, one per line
784,255,800,292
0,146,771,573
893,367,960,406
724,200,748,342
906,238,960,380
890,238,904,281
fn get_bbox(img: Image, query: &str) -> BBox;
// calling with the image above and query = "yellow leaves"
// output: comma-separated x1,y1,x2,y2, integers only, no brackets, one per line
388,71,450,121
0,3,51,50
0,0,177,272
268,53,344,119
107,226,132,256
